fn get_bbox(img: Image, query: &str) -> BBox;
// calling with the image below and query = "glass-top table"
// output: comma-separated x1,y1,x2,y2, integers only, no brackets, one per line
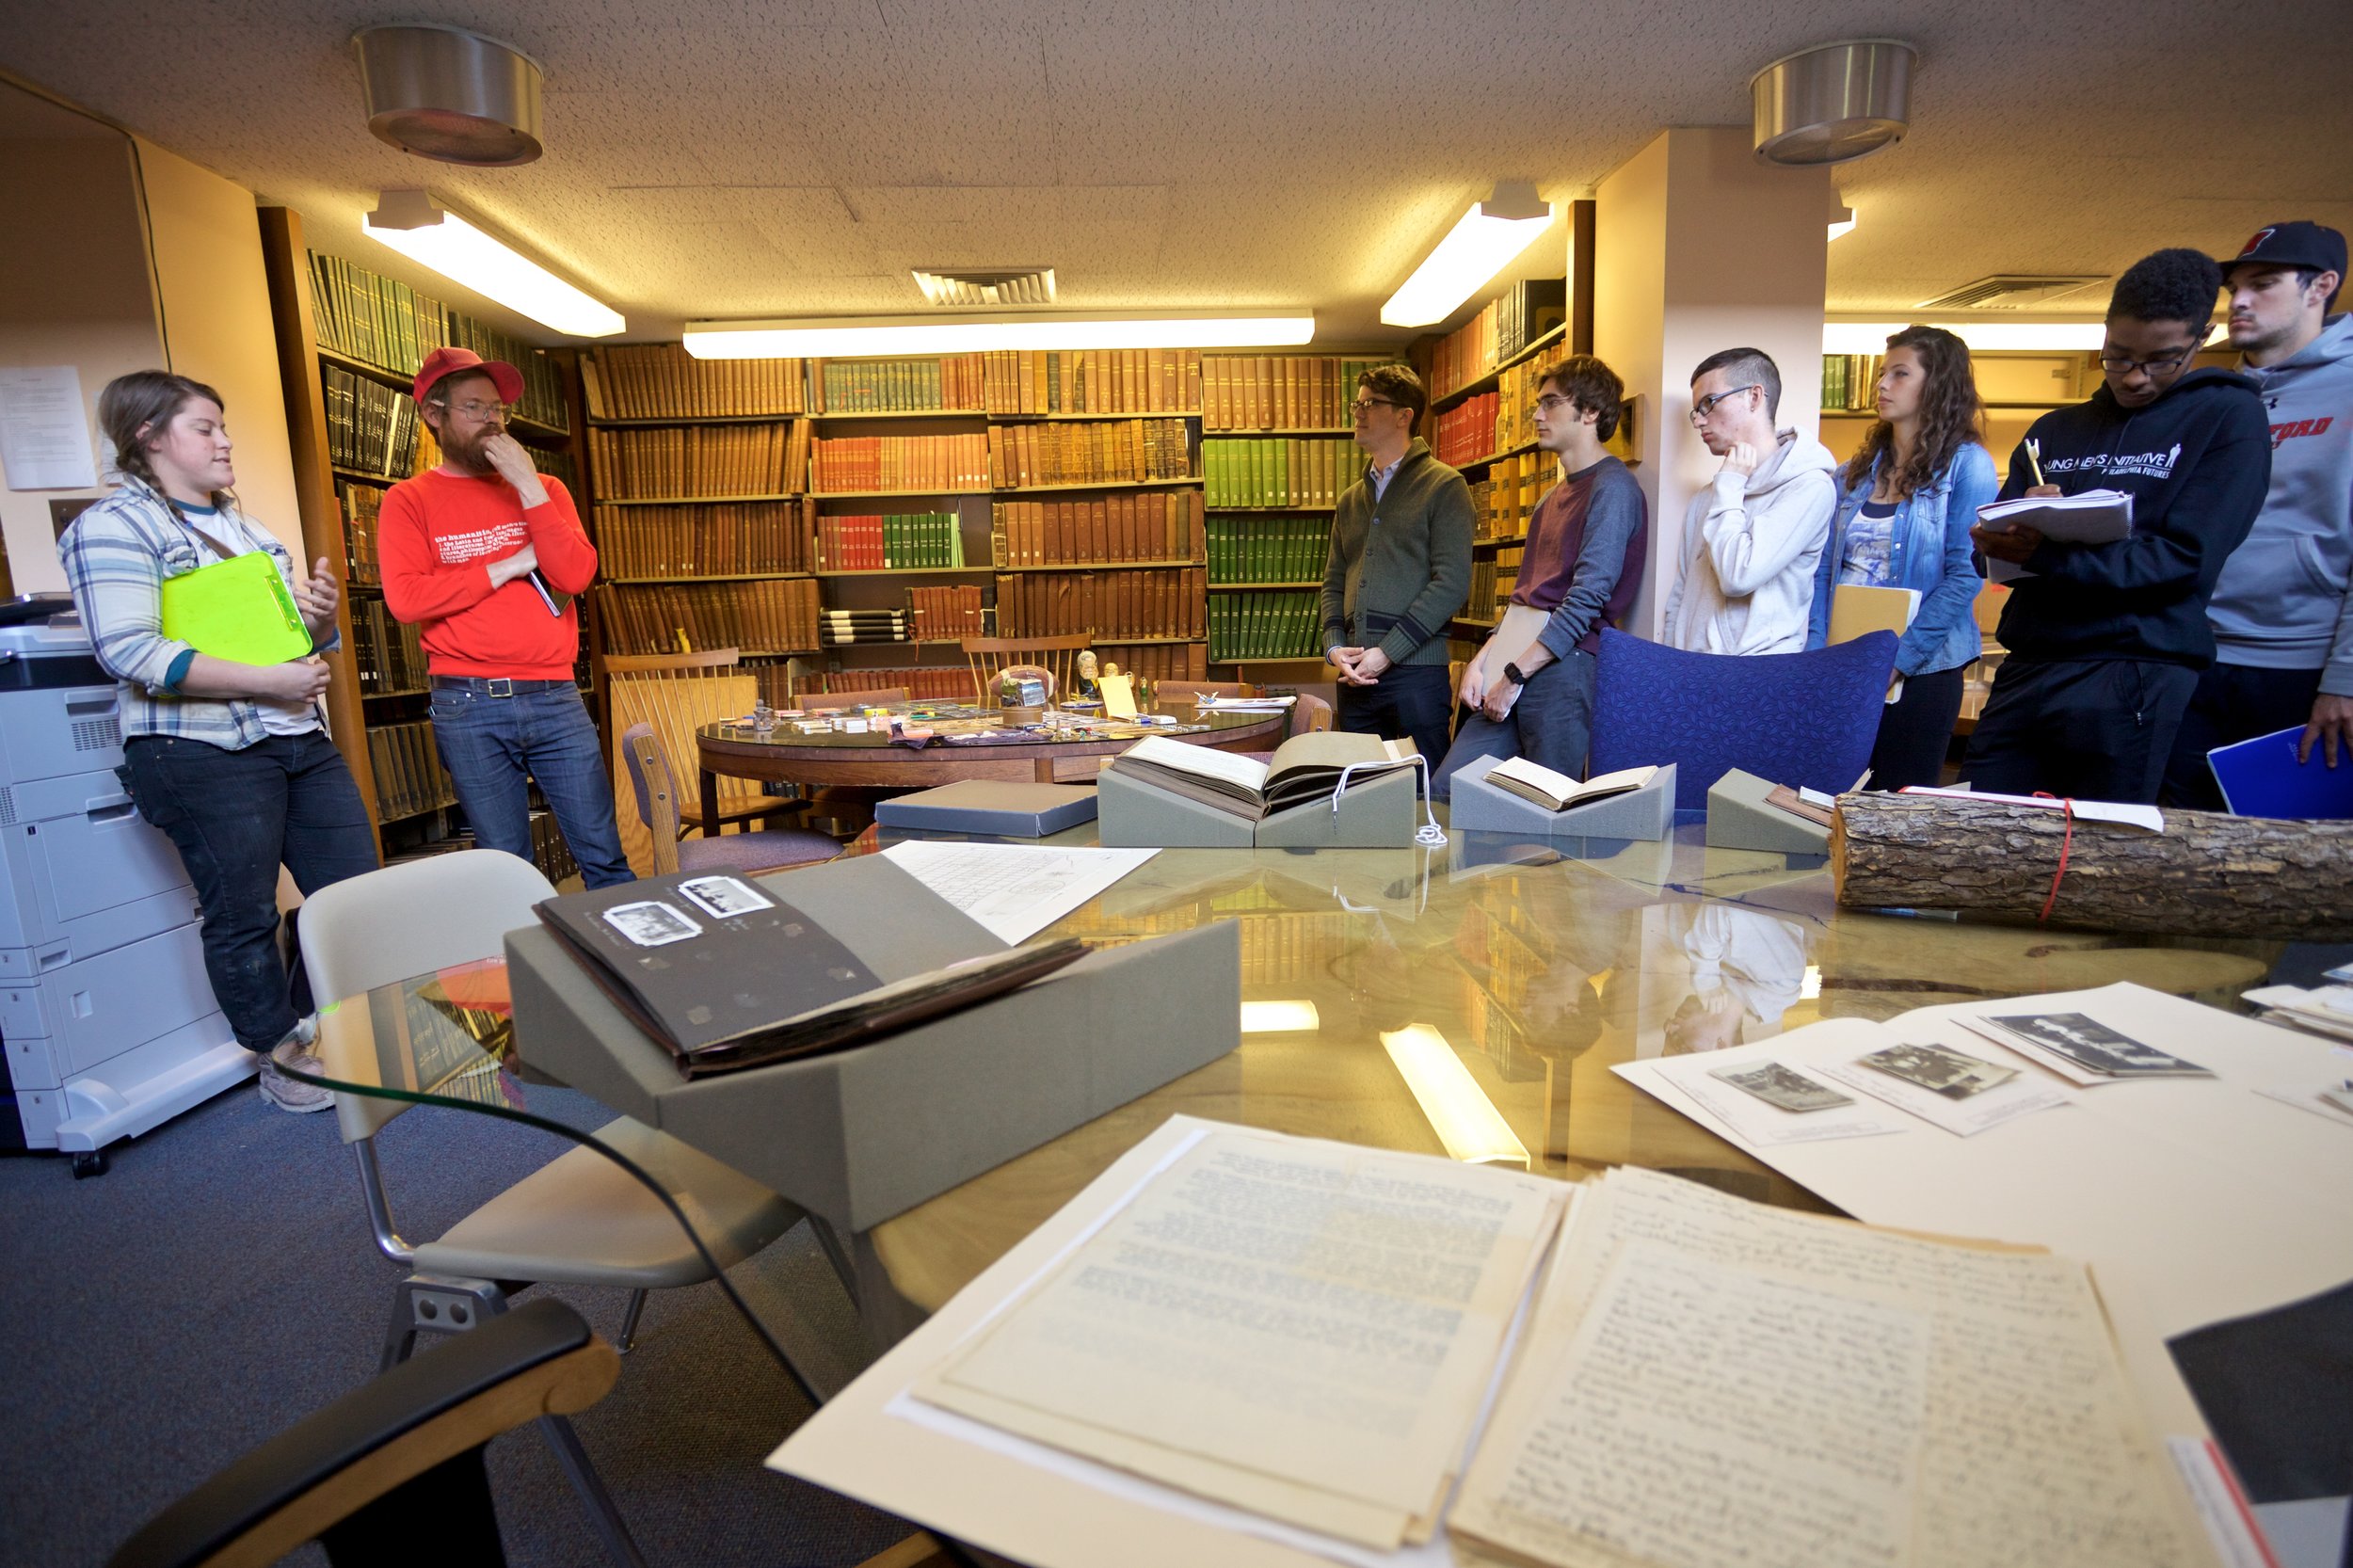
299,815,2283,1354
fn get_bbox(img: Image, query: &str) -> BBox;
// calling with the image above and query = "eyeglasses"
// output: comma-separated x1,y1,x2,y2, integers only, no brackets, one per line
1688,385,1759,425
2097,346,2200,377
1533,393,1577,416
1349,398,1402,416
443,400,509,422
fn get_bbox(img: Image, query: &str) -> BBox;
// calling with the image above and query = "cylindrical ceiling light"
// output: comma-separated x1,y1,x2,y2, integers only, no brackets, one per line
1751,39,1916,166
352,24,544,167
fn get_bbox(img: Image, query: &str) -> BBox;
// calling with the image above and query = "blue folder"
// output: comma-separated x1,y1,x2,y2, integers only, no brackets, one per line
2208,725,2353,820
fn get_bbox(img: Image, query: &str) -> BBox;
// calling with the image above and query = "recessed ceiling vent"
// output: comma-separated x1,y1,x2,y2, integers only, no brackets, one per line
1752,39,1917,165
912,268,1058,308
1914,275,2107,311
351,24,544,167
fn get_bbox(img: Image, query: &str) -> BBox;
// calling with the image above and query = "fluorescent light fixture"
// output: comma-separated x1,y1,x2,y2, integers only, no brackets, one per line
1241,1000,1321,1034
365,188,623,338
1828,192,1857,242
683,312,1316,360
1380,183,1556,328
1380,1025,1529,1168
1824,320,2113,353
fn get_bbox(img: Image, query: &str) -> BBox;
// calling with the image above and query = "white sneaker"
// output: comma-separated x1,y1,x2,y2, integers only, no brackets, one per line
260,1034,333,1113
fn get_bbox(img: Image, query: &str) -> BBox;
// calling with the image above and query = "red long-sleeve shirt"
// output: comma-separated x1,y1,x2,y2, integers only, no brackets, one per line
379,471,596,680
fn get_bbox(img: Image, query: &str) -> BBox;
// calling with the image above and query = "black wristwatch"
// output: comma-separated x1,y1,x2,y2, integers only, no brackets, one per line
1502,662,1529,687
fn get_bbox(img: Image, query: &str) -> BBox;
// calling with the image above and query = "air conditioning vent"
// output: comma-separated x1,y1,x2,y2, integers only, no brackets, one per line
911,268,1057,308
1915,276,2106,311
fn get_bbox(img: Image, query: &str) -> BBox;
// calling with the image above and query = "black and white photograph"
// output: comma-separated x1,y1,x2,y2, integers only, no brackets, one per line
1710,1062,1855,1113
1857,1043,2018,1100
1980,1012,2209,1077
600,900,703,948
679,874,776,921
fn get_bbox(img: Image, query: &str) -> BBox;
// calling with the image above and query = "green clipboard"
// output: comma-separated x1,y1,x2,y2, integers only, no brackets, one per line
158,551,312,665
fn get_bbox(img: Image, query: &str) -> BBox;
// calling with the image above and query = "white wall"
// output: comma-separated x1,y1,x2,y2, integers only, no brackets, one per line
1594,127,1830,637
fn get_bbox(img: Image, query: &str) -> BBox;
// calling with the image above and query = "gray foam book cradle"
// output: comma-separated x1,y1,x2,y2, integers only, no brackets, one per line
1096,764,1418,849
1705,768,1833,854
1445,755,1677,840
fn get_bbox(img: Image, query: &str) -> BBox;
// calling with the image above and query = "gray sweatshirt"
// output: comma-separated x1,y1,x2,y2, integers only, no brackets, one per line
1661,430,1840,656
2207,312,2353,696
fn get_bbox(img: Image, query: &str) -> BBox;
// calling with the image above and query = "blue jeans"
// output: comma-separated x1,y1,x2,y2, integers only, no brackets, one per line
119,732,380,1051
428,683,633,888
1335,663,1453,786
1433,648,1597,799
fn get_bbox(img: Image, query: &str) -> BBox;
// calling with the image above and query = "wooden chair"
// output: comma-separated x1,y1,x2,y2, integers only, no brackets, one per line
621,725,840,874
962,634,1091,706
1289,691,1335,738
606,648,808,877
800,685,909,711
108,1301,624,1568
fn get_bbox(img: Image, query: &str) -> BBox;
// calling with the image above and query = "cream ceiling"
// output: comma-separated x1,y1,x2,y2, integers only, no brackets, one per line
4,0,2348,348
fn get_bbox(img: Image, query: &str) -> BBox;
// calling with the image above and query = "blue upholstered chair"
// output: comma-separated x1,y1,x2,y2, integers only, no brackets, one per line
1586,628,1899,809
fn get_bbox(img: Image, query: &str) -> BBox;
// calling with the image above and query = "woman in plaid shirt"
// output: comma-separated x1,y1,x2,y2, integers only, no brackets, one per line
58,372,377,1113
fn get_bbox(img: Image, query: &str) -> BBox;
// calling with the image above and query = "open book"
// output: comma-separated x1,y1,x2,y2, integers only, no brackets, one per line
1977,488,2134,584
777,1117,2213,1567
1481,757,1657,813
534,871,1086,1077
1108,731,1417,821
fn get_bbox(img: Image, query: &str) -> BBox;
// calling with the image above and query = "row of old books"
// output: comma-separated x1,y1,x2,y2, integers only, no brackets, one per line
309,252,568,430
597,578,824,657
364,718,458,823
1202,437,1355,508
589,423,807,500
1239,911,1359,986
1469,452,1555,541
821,608,914,646
1466,546,1525,624
907,584,985,640
980,349,1203,417
442,313,570,432
1430,278,1568,399
349,596,429,695
993,568,1207,642
811,432,991,494
584,344,805,419
1200,355,1383,432
1207,515,1332,584
799,666,974,702
1209,589,1323,662
984,419,1194,488
338,480,384,585
989,492,1205,568
1434,391,1502,467
593,501,813,580
814,513,965,570
322,365,422,478
1093,641,1209,684
1822,353,1888,413
811,355,986,414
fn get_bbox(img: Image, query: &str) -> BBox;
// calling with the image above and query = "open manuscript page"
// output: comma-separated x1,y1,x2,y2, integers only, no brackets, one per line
1449,1168,2209,1568
913,1127,1566,1549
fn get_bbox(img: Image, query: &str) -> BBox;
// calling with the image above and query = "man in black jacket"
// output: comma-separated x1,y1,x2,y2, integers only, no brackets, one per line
1965,249,2271,802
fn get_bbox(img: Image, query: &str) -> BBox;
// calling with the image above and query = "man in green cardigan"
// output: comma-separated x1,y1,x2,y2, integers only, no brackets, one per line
1320,364,1475,772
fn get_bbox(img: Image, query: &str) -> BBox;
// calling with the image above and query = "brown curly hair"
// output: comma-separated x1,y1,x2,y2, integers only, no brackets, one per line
97,370,235,509
1839,326,1984,500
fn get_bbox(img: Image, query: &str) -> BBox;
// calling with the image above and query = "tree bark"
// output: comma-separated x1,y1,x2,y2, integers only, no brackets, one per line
1830,792,2353,938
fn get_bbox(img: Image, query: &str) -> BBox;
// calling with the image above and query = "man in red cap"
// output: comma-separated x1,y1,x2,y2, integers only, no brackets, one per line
378,346,632,886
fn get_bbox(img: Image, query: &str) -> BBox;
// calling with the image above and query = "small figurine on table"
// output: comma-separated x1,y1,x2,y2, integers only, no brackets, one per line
1076,649,1100,700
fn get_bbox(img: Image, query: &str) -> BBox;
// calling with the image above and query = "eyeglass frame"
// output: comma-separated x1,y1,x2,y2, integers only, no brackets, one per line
1687,384,1760,426
1349,396,1404,416
2097,344,2201,377
439,398,512,423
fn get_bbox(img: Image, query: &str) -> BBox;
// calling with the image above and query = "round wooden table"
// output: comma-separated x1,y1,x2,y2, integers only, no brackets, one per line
694,703,1289,826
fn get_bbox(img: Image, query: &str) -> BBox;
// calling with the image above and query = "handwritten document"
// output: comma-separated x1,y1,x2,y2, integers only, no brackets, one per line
915,1128,1564,1547
881,840,1157,945
1450,1169,2206,1568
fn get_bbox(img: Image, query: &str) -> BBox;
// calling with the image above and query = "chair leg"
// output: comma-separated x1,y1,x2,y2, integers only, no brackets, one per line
380,1274,510,1371
537,1413,652,1568
616,1288,648,1354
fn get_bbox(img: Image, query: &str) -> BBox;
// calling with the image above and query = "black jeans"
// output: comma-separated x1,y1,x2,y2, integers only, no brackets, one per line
1865,664,1967,792
1962,657,2200,805
2161,662,2327,809
119,732,379,1051
1335,663,1453,786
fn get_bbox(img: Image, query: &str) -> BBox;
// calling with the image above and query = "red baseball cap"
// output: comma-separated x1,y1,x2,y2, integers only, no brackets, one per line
412,345,524,408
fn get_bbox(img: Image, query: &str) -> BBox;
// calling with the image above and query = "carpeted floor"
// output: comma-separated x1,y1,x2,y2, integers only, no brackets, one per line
0,1076,916,1567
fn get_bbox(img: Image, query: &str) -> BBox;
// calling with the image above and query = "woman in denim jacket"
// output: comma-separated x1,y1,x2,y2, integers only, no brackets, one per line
1808,326,2000,791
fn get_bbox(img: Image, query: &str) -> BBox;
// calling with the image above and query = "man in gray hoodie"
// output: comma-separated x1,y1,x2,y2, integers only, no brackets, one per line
2163,221,2352,807
1661,348,1840,655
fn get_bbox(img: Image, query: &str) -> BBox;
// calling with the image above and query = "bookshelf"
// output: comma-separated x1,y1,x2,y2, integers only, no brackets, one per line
259,208,586,879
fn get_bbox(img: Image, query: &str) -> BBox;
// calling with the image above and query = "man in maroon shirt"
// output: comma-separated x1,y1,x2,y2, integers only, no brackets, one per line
1435,356,1648,795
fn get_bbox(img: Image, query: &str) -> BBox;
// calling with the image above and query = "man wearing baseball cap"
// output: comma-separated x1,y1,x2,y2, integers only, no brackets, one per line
2163,221,2352,806
378,345,632,886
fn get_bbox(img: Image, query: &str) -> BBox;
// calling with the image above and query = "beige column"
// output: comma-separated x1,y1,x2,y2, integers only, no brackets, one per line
1593,127,1831,637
